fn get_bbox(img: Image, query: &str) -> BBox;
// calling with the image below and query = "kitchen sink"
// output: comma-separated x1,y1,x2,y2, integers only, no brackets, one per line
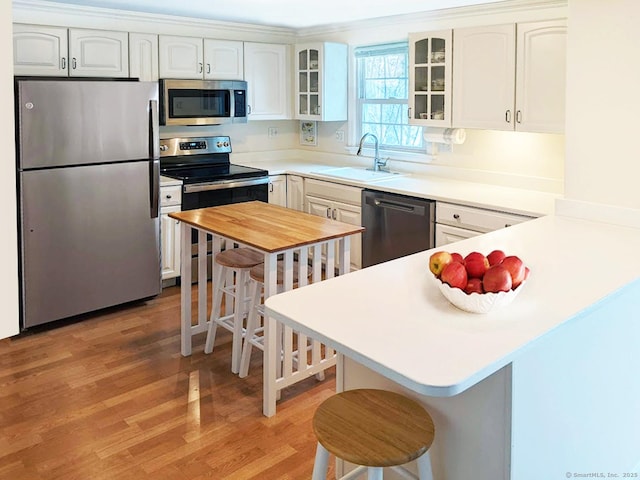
312,167,405,183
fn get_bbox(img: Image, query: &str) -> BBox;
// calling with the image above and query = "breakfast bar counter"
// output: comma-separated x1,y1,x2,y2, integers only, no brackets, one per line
265,214,640,479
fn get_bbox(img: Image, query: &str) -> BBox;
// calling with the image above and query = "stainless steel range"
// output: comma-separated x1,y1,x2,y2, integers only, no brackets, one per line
159,135,269,210
160,135,269,279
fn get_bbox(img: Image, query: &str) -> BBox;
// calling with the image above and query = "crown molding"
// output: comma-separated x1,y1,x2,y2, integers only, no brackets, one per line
296,0,567,37
12,0,297,40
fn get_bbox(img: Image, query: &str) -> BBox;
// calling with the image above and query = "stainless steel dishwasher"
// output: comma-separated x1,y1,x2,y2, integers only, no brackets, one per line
362,189,435,267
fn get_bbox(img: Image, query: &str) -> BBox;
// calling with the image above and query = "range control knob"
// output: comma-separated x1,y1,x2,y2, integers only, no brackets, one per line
224,141,230,147
159,144,169,151
216,142,223,147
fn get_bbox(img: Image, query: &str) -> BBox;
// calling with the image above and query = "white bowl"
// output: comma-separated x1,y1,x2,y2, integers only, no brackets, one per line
432,275,527,314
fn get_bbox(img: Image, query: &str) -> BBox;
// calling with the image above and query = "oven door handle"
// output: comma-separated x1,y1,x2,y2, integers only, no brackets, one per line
183,176,269,193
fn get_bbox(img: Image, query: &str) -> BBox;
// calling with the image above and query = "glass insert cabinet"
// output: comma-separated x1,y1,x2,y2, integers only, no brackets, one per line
408,29,452,126
295,42,348,122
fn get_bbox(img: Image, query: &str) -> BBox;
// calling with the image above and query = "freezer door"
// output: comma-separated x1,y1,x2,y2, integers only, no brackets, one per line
20,161,161,328
17,80,158,169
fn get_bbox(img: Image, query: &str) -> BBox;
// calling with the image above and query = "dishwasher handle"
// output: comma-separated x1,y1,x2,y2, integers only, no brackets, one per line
373,198,423,214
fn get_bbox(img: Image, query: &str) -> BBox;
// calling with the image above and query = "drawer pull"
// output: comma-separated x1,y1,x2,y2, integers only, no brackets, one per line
505,224,512,228
453,214,460,220
165,194,172,199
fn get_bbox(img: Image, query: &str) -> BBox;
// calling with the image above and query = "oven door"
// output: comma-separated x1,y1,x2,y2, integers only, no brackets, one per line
181,177,269,211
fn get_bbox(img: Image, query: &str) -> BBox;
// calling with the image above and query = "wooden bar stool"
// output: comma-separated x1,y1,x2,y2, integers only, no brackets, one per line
312,389,435,480
204,247,263,374
238,259,310,378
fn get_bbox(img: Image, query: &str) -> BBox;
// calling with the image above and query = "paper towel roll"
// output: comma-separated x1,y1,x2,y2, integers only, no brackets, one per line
423,127,466,144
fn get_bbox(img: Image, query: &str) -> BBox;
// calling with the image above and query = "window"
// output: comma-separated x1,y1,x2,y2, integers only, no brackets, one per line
355,43,423,152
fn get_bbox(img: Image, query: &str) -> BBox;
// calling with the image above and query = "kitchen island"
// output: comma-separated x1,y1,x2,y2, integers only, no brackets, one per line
265,214,640,479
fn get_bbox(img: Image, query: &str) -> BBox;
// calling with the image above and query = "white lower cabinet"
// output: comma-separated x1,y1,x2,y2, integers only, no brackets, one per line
160,184,182,282
268,174,287,207
435,201,535,247
286,175,305,211
305,179,362,270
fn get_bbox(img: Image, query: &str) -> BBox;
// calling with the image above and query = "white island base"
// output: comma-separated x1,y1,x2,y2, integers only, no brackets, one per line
265,215,640,479
337,279,640,480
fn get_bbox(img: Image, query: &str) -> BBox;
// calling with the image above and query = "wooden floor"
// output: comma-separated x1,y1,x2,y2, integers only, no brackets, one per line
0,285,336,479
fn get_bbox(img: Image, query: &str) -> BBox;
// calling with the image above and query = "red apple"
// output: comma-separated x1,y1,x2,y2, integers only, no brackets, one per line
464,252,489,279
440,261,468,290
501,256,526,289
429,251,453,277
487,249,506,266
451,252,464,264
483,265,513,293
464,277,484,295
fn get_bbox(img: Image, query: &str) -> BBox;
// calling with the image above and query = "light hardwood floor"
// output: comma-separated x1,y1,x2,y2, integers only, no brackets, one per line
0,285,336,479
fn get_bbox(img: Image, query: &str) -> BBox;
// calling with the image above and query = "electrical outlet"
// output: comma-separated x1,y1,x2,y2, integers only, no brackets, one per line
268,127,278,138
335,130,345,142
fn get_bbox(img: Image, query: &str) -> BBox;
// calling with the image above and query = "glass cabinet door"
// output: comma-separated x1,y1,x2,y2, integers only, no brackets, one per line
298,48,320,117
409,30,452,126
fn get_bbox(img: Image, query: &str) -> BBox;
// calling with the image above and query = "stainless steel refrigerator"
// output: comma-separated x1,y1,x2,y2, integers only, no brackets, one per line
16,79,161,328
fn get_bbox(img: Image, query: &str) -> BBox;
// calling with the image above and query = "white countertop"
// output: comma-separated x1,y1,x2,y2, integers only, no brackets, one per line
265,214,640,397
233,158,559,217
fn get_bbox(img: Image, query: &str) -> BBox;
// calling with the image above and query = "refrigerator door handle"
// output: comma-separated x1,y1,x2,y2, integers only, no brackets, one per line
149,100,159,159
150,159,160,219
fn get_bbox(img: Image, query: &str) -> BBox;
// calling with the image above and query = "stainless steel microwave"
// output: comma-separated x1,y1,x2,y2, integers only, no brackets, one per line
159,79,248,126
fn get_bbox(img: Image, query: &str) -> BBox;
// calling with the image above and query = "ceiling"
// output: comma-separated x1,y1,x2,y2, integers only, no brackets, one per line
37,0,507,29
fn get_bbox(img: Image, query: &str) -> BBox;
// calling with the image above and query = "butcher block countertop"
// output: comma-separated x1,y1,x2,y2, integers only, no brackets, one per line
168,201,364,253
265,214,640,397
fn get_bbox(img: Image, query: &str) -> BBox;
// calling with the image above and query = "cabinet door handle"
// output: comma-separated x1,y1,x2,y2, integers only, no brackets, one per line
453,214,460,220
407,107,412,120
247,105,252,115
516,110,522,124
61,57,66,70
206,63,211,74
199,62,203,73
269,183,274,193
332,209,337,220
326,207,331,218
505,110,511,123
72,57,77,70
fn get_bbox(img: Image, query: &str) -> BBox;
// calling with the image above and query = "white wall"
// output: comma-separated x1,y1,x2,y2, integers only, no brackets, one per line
564,0,640,211
1,2,20,339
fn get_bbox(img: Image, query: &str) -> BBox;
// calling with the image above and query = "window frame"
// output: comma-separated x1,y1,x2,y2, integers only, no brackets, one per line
355,42,424,154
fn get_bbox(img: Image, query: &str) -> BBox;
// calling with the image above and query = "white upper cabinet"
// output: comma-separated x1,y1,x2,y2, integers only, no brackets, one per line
158,35,204,79
204,39,244,80
452,20,567,133
408,29,452,126
244,42,291,120
295,42,347,122
68,28,129,77
452,24,516,131
159,36,244,80
515,20,567,133
13,25,129,78
129,33,158,81
13,24,69,76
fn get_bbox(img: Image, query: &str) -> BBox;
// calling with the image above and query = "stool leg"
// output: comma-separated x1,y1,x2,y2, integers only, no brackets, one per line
230,269,247,374
311,442,330,480
204,260,226,354
416,451,433,480
239,280,261,378
367,467,383,480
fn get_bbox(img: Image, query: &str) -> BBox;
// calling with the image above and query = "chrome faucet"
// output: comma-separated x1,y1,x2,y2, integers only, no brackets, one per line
356,133,388,172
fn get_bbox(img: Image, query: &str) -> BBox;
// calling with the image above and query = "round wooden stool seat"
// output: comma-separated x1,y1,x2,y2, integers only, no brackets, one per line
248,260,310,285
214,247,263,269
313,389,435,469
